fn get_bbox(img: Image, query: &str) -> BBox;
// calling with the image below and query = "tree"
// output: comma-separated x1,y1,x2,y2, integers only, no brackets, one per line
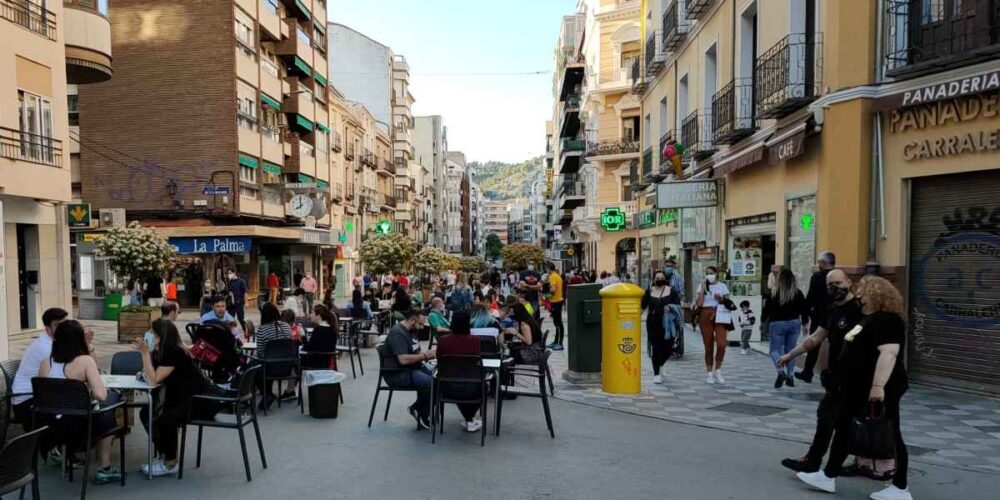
96,222,175,292
414,247,449,275
484,233,504,261
444,254,462,272
502,243,545,272
459,256,487,273
359,233,416,275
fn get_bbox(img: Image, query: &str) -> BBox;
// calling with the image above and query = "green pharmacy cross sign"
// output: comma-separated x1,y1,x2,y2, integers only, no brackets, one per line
375,219,392,235
600,207,627,232
800,212,815,231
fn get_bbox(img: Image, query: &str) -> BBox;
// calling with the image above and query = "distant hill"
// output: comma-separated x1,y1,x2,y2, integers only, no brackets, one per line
471,156,545,201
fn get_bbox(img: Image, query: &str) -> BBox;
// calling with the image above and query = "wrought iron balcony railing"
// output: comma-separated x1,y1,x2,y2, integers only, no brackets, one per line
586,139,641,158
754,33,823,119
712,77,756,145
345,142,355,160
630,58,648,94
663,1,689,51
658,131,674,167
331,131,342,152
686,0,715,20
884,0,1000,77
641,147,653,184
681,111,717,161
645,29,666,76
0,0,56,40
0,126,63,167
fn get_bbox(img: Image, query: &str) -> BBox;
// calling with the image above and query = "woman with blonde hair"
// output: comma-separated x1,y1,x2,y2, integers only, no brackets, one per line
797,276,912,500
762,269,809,389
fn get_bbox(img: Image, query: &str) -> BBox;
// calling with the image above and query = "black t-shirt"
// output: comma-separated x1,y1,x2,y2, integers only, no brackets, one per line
146,276,164,299
384,323,421,371
519,270,540,302
823,298,863,375
840,311,908,396
156,347,207,405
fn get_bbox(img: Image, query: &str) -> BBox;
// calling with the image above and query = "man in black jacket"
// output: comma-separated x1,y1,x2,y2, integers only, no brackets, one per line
796,251,836,383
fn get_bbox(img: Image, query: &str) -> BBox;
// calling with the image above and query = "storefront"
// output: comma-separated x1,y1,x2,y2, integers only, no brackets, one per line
658,180,721,301
636,208,680,288
878,69,1000,395
725,214,776,343
169,235,253,309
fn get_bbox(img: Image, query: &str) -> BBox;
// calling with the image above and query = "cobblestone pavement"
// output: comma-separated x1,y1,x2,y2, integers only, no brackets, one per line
543,321,1000,474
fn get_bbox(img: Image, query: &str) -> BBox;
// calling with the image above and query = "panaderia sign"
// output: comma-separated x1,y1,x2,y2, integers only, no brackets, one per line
882,69,1000,109
888,87,1000,161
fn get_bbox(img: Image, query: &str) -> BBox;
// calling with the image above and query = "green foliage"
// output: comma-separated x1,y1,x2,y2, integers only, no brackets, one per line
95,222,175,287
502,243,545,272
360,233,416,275
414,247,449,275
484,233,504,260
459,256,486,273
471,156,545,201
121,305,156,313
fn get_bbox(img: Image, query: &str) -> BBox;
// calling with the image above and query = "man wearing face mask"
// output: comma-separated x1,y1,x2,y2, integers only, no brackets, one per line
797,251,837,383
776,269,862,473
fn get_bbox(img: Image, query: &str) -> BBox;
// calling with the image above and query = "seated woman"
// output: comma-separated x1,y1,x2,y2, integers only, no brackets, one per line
256,302,294,402
135,318,219,477
303,304,339,369
280,309,304,341
436,311,484,433
471,292,501,329
392,285,413,321
502,295,544,367
39,320,122,485
427,297,452,337
350,289,374,320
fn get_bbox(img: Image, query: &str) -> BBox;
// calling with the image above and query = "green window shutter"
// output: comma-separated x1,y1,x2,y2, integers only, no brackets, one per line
315,73,327,86
314,19,325,34
295,0,311,18
316,123,330,133
295,114,314,132
261,93,281,111
294,57,313,77
238,154,258,169
297,173,314,183
316,180,329,189
262,161,282,176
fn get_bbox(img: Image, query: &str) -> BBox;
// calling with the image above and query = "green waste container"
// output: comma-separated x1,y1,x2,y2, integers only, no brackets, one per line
565,283,603,382
103,294,123,321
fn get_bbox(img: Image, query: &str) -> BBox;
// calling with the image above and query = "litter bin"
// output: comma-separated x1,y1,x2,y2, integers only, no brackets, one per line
565,283,603,383
103,294,123,321
303,370,346,418
600,283,644,394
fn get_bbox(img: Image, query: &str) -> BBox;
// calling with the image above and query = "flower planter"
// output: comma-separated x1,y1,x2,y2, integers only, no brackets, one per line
118,310,154,343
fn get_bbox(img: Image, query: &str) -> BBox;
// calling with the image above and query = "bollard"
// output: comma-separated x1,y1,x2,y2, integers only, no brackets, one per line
599,283,645,394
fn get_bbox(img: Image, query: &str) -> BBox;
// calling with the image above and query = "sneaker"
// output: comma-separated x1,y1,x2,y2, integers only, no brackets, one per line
465,418,483,433
653,374,662,384
775,372,788,389
545,343,556,349
740,348,749,355
797,471,836,493
280,391,298,402
151,461,178,477
870,485,913,500
408,405,430,430
713,370,725,384
794,371,814,383
785,376,795,388
705,373,716,385
93,466,123,485
781,456,820,473
139,458,164,476
551,344,564,351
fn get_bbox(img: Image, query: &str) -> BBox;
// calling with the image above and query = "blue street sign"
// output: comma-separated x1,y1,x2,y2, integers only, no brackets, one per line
169,236,251,255
203,185,231,195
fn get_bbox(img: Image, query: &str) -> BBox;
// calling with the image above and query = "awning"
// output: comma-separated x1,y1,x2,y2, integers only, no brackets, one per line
238,154,258,169
315,179,329,189
295,114,314,132
261,93,281,111
313,19,325,34
297,173,314,183
714,139,769,177
315,73,327,86
316,123,330,133
294,57,313,77
262,161,282,175
294,0,311,18
765,120,810,164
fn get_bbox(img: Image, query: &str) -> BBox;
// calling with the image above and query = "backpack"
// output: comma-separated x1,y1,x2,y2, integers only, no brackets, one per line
447,287,472,312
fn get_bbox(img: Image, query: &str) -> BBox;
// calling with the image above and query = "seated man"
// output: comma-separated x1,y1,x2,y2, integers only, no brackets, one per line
200,295,234,325
11,308,69,431
381,308,435,430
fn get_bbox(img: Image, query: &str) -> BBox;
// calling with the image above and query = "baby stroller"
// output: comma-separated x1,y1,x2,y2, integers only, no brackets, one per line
191,322,242,384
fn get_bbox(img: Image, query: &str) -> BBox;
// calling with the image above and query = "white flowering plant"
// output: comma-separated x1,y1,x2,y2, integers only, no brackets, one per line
360,232,416,275
95,221,175,290
414,247,448,275
502,243,545,271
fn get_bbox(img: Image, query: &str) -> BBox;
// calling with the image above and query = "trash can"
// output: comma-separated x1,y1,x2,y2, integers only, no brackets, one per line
599,283,644,395
565,283,603,383
303,370,346,418
103,294,123,321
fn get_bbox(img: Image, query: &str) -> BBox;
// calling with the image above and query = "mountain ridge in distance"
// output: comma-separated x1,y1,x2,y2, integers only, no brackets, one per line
470,156,545,201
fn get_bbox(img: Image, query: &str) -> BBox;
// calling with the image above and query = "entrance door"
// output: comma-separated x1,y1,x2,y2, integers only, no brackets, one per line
15,224,39,330
335,264,346,298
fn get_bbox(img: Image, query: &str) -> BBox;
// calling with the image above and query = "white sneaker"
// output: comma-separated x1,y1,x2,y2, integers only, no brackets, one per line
139,458,164,476
797,471,836,493
706,373,716,384
653,374,662,384
740,348,749,355
465,418,483,433
149,460,178,477
870,485,913,500
713,370,726,384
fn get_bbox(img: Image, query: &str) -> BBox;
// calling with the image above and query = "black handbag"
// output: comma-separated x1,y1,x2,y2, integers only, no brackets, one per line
849,402,897,460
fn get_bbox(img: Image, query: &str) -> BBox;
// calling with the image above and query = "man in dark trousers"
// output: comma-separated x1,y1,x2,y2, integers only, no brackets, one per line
796,251,835,383
226,269,248,330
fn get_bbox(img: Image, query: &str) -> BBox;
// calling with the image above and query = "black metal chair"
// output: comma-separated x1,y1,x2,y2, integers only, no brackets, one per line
367,344,420,427
252,339,300,415
31,378,127,499
110,351,142,375
431,354,489,447
0,360,15,445
0,426,47,500
496,349,555,439
179,365,266,482
338,322,364,378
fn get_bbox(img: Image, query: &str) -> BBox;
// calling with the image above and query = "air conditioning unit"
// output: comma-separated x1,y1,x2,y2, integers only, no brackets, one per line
99,208,126,228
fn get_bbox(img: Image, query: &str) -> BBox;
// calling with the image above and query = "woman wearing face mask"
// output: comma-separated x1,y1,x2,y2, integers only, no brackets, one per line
642,270,681,384
762,269,809,389
694,266,732,384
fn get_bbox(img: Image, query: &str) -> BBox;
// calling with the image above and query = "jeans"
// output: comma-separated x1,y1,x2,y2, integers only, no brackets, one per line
304,292,315,313
550,301,565,345
768,319,800,377
740,328,753,350
384,366,434,420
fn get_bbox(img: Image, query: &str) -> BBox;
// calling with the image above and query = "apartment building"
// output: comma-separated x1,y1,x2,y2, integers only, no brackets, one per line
391,55,419,242
483,201,510,245
326,84,357,297
470,184,484,257
1,0,110,355
413,115,446,248
443,151,466,254
75,0,336,311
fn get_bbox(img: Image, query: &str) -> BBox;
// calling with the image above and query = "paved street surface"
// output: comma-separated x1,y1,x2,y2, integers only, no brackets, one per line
8,313,999,499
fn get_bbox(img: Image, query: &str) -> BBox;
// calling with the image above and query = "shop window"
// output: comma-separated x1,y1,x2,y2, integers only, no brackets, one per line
79,254,94,291
787,195,817,290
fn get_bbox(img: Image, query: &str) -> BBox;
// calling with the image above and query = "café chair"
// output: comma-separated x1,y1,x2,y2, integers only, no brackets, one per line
496,349,555,439
338,323,365,378
0,426,47,500
251,339,301,415
1,359,27,444
431,355,490,447
367,344,419,427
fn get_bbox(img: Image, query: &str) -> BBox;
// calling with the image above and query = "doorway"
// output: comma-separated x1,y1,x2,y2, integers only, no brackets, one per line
16,224,39,330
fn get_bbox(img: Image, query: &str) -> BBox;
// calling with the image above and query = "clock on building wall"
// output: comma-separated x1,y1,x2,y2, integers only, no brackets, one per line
289,194,313,218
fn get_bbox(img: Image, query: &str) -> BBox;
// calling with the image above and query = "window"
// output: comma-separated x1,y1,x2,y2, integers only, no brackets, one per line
621,176,633,202
262,0,278,15
79,254,94,291
240,164,257,185
313,29,326,51
623,116,640,141
240,185,260,199
296,25,311,46
68,93,79,126
261,106,281,142
236,80,257,132
18,90,54,163
621,41,640,71
316,130,328,164
234,8,255,49
261,57,280,78
921,0,945,24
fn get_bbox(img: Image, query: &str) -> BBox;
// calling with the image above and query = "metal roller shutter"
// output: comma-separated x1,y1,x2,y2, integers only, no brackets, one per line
908,169,1000,395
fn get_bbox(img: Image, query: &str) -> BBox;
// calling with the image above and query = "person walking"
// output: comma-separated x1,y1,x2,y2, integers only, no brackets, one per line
737,300,756,355
545,262,566,351
778,269,863,474
797,251,836,383
762,268,809,388
145,273,165,307
796,276,912,500
642,270,681,384
694,266,732,384
300,272,318,312
226,269,248,330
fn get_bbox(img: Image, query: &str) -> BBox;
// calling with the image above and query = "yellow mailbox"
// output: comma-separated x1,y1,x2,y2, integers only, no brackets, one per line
599,282,645,394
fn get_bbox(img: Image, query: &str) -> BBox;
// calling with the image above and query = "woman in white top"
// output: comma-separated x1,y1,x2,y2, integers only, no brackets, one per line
695,266,732,384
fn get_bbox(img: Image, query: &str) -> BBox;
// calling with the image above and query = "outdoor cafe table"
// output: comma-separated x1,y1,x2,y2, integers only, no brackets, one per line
101,374,157,479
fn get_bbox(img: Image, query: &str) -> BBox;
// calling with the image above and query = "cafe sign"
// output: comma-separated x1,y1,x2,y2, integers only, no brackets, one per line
656,180,718,209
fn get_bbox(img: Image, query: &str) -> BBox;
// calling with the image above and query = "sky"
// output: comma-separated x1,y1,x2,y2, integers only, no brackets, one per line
330,0,577,164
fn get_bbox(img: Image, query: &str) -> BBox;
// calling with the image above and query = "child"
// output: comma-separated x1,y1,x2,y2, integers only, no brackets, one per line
738,300,756,355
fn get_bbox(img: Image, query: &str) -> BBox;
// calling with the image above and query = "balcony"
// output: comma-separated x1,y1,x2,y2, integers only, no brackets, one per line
277,20,314,73
1,0,55,40
383,195,397,209
394,157,407,174
0,126,63,167
656,131,675,180
378,158,396,176
630,58,648,94
285,135,315,173
559,138,585,174
63,0,113,83
282,79,315,121
712,78,756,145
754,33,823,120
885,0,1000,78
280,0,311,21
663,2,690,52
361,148,374,168
597,68,630,89
331,182,343,202
345,142,355,161
559,96,582,139
640,147,653,186
645,30,666,76
557,178,586,210
586,138,641,159
345,181,355,201
331,130,342,152
259,0,282,40
681,111,717,160
686,0,715,20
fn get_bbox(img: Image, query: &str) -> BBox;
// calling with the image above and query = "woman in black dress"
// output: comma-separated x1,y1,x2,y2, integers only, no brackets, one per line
642,270,681,384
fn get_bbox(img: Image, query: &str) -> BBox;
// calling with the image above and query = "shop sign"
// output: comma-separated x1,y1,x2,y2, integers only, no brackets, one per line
375,220,392,235
637,210,657,229
882,69,1000,109
725,213,777,228
656,180,718,209
890,92,1000,161
67,203,91,228
660,209,678,225
169,236,251,255
300,228,332,245
600,207,628,232
81,233,106,243
768,131,805,164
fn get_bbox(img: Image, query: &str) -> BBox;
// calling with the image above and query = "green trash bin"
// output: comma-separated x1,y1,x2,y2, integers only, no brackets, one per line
565,283,603,384
103,294,123,321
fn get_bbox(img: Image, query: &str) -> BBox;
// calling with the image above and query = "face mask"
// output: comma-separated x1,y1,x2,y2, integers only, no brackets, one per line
705,274,717,283
654,279,667,287
827,284,849,301
664,268,674,276
143,331,156,351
